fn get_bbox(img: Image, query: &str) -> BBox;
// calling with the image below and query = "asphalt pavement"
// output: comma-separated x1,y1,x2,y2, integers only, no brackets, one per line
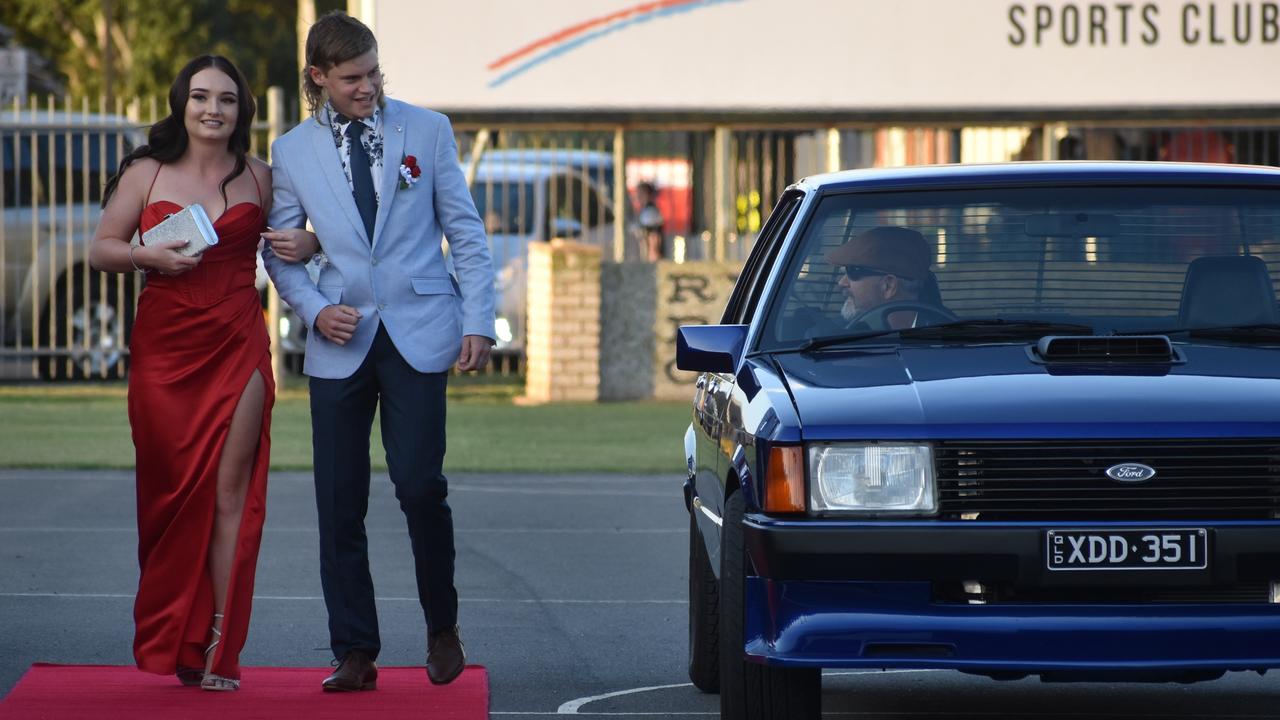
2,469,1279,718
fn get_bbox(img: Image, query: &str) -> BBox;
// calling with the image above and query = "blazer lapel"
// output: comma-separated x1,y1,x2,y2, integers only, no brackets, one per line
372,99,406,249
307,117,369,244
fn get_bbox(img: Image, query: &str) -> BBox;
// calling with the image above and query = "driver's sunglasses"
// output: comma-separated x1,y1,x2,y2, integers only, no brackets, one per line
843,265,889,281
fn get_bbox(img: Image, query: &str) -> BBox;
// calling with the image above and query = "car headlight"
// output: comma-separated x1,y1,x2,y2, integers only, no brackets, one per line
809,444,937,515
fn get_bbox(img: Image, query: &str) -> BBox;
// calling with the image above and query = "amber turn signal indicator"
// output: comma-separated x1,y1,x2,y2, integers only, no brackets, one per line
765,445,805,513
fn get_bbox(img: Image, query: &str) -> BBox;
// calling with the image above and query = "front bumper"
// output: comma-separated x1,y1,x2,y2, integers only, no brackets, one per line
742,516,1280,671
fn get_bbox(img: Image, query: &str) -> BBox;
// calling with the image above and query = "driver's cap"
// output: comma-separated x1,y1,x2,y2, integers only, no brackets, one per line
825,226,931,281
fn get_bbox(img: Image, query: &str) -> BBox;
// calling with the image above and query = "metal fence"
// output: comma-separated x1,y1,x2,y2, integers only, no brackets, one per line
3,88,1279,381
0,90,286,381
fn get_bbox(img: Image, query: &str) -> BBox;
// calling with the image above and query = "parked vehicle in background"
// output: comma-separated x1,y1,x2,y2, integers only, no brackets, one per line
470,149,617,351
678,162,1280,719
1,111,144,379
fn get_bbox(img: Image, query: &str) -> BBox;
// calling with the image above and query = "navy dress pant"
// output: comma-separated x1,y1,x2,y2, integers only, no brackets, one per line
309,322,457,661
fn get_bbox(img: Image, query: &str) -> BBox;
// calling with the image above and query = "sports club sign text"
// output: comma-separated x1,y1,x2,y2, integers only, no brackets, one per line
1009,2,1280,46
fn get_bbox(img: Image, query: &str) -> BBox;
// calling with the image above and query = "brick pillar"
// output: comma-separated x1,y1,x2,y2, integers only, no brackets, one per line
522,240,602,403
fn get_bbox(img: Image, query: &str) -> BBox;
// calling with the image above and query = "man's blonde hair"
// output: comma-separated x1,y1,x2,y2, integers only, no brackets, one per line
302,11,379,116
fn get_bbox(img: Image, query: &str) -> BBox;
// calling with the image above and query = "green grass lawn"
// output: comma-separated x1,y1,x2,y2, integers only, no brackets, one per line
0,377,691,474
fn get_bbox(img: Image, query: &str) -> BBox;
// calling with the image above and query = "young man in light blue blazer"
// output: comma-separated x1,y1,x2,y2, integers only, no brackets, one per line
261,11,494,691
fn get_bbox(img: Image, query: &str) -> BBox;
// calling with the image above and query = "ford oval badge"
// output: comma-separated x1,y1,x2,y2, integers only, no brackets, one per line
1106,463,1157,483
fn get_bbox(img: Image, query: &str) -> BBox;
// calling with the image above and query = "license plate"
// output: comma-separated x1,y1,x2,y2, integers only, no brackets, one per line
1046,528,1208,571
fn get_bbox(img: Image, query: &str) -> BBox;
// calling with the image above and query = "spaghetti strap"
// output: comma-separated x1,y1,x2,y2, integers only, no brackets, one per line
144,163,162,206
246,163,263,207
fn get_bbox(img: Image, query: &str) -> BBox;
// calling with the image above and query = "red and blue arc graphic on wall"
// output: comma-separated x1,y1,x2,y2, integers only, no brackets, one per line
486,0,740,88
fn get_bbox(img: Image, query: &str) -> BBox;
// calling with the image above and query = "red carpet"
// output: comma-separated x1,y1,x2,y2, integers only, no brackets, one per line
0,664,488,719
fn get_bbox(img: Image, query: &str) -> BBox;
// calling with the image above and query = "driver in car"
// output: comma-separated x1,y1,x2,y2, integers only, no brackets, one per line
826,226,932,330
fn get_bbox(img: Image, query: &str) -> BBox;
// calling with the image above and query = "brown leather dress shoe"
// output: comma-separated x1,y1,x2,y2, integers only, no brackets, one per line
426,626,466,685
322,649,378,692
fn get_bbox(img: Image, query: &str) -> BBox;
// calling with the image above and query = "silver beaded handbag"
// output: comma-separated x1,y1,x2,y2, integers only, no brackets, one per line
141,203,219,257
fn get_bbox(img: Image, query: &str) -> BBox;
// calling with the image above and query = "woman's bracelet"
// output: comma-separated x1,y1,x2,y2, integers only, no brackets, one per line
128,245,150,274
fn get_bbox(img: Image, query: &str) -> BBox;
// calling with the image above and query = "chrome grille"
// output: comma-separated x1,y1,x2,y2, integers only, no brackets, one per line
936,440,1280,521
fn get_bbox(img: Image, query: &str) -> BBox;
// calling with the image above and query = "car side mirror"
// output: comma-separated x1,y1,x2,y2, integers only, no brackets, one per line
677,324,748,373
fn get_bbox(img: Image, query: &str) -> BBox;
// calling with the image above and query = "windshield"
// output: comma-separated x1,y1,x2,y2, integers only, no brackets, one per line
471,180,537,237
758,186,1280,351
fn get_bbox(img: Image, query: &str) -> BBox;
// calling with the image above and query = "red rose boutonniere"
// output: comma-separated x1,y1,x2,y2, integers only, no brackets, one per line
398,154,422,190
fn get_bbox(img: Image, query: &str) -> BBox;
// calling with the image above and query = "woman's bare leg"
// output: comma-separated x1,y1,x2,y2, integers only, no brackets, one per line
204,369,266,677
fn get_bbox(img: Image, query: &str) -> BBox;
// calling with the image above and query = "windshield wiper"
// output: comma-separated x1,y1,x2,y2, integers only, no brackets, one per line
898,319,1096,339
793,319,1096,354
796,328,904,353
1115,323,1280,342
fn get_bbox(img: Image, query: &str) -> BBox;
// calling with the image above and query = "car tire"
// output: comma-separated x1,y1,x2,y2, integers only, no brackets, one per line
38,269,135,381
718,488,820,720
688,505,720,693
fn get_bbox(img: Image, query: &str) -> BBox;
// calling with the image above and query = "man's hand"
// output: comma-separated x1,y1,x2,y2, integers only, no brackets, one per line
261,227,320,263
456,334,493,372
315,305,362,346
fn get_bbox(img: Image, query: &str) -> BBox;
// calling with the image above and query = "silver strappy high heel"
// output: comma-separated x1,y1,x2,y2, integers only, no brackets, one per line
200,613,240,691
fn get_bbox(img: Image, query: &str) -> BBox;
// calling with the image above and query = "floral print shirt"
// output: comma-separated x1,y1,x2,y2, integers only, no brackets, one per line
323,102,385,209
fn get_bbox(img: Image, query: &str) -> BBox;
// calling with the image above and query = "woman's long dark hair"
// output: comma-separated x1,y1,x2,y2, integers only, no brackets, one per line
101,55,257,208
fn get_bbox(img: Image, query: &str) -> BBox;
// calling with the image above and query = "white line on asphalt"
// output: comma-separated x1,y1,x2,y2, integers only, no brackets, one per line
0,592,133,599
459,476,680,485
491,707,1280,712
0,483,671,497
552,671,940,715
557,682,695,713
452,486,671,497
0,592,684,604
0,475,675,497
0,528,138,532
0,471,677,485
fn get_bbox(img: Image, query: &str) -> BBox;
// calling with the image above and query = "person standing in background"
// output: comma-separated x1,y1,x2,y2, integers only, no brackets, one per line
635,181,666,261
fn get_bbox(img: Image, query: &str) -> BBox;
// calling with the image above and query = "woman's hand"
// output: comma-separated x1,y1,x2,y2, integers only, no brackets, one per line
261,227,320,263
138,241,201,275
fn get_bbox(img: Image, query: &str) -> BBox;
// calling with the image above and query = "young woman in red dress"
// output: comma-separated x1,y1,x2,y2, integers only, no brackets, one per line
89,55,273,692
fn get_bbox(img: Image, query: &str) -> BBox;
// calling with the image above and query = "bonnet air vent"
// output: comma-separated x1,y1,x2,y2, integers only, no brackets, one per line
1035,335,1175,363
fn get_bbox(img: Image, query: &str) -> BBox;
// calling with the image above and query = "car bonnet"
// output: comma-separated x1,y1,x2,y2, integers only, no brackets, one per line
771,344,1280,440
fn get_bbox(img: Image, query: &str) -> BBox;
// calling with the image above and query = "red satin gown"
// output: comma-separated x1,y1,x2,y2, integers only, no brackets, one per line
127,167,274,681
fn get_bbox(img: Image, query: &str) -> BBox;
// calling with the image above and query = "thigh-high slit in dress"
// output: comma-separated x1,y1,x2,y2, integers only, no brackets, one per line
127,169,274,681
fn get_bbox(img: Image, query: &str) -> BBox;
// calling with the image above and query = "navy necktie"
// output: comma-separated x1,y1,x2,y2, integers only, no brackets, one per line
345,120,376,243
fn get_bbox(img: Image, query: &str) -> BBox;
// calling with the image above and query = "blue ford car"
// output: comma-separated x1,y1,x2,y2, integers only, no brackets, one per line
677,162,1280,719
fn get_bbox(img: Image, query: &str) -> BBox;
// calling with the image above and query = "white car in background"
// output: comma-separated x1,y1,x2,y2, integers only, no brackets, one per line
470,149,618,351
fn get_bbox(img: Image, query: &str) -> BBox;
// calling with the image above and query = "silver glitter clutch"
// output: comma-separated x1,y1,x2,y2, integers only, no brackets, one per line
142,203,219,257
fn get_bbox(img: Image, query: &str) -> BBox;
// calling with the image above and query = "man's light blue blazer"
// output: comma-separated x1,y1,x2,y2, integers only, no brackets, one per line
263,98,495,379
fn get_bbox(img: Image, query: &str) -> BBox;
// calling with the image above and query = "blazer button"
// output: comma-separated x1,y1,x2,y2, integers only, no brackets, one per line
378,303,386,310
371,258,379,266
